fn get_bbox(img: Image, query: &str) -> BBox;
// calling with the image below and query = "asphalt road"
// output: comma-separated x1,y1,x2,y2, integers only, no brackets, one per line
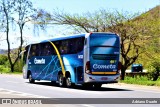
0,74,160,107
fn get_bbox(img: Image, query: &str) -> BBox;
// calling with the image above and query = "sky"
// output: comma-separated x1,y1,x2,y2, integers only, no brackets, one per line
32,0,159,14
0,0,159,49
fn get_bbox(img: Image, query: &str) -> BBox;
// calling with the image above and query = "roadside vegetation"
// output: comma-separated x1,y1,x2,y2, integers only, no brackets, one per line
121,60,160,86
0,54,22,74
120,76,160,86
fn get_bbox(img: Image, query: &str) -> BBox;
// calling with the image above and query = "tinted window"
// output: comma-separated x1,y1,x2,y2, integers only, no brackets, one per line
53,37,84,55
23,46,29,63
40,42,55,56
90,33,120,47
29,44,39,58
32,37,84,56
59,40,68,54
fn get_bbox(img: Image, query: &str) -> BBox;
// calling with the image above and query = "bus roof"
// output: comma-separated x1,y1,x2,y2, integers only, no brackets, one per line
41,33,86,43
27,32,118,45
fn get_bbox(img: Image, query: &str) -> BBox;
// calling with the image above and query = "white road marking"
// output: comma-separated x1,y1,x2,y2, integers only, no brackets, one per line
81,104,95,107
0,88,48,98
0,88,96,107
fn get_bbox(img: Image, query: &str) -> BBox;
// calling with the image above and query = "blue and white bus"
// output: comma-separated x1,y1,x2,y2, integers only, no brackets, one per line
23,32,121,88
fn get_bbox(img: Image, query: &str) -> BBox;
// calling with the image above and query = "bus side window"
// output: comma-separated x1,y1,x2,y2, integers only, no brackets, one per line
77,37,84,52
68,38,75,54
74,37,84,53
29,44,39,59
61,40,69,54
69,39,75,54
54,41,62,55
40,42,56,56
23,46,29,64
45,43,55,55
68,37,84,54
40,43,47,56
50,42,56,55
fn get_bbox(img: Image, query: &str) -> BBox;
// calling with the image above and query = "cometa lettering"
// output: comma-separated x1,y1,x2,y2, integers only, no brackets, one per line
34,58,45,64
93,64,116,69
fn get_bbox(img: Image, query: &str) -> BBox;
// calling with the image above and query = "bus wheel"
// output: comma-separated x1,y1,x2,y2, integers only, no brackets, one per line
94,83,102,89
66,76,74,88
29,74,35,83
58,74,64,87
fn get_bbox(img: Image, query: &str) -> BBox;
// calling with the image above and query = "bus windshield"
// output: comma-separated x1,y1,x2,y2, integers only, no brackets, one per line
90,33,120,48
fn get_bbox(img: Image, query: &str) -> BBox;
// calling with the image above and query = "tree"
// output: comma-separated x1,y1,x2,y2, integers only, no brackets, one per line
0,0,36,72
108,19,144,80
32,9,52,35
12,0,36,68
0,0,15,72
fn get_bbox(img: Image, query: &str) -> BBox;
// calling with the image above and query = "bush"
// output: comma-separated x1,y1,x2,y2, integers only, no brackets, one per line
14,60,23,72
0,65,10,73
121,76,160,86
0,65,3,71
147,60,160,81
0,54,8,65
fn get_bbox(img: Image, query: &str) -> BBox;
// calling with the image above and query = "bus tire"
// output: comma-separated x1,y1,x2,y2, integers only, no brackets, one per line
58,74,64,87
66,76,75,88
29,73,35,83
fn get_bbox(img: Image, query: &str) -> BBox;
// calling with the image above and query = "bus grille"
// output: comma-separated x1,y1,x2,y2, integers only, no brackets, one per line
92,54,117,60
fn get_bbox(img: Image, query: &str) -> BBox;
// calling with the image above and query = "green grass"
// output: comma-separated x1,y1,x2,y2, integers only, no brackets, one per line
120,76,160,86
0,65,22,74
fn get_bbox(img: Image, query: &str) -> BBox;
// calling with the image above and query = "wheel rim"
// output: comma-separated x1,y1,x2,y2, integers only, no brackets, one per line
29,74,34,83
58,75,63,86
29,75,32,82
66,77,71,87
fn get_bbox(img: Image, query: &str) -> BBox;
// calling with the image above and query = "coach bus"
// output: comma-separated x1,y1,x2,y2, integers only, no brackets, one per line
22,32,121,88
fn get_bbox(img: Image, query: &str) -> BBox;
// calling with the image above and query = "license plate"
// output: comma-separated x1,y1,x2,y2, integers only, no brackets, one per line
101,77,108,80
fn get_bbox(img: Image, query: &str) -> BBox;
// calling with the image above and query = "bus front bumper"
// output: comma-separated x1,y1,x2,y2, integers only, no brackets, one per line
84,74,120,84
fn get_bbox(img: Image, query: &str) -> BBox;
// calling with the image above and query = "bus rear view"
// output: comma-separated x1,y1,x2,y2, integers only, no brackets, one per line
83,33,121,88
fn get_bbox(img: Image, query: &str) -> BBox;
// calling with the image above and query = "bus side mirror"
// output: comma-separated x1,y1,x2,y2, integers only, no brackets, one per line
19,50,26,58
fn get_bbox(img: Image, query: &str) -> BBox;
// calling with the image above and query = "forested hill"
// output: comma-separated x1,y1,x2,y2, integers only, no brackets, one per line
133,5,160,68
